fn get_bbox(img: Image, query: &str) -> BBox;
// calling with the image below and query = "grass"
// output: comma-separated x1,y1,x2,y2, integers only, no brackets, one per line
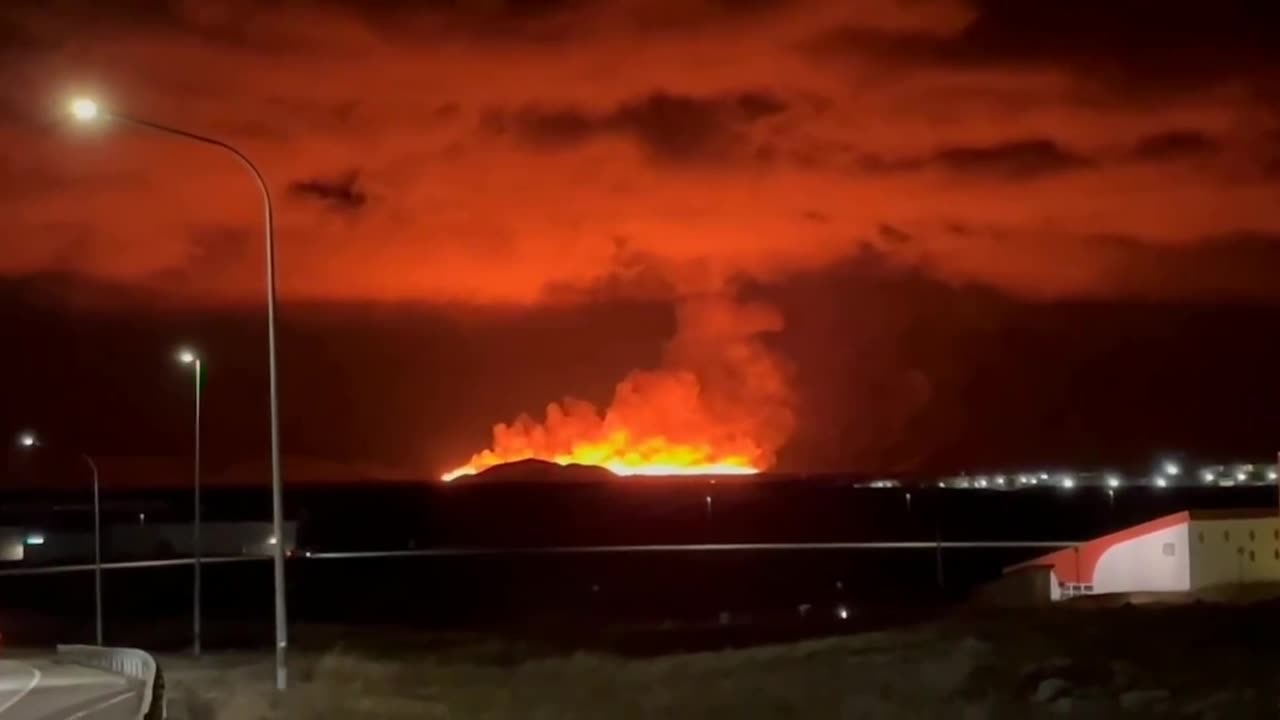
165,603,1280,719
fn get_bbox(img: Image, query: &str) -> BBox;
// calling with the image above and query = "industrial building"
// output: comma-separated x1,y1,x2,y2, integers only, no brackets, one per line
1006,509,1280,601
0,522,297,565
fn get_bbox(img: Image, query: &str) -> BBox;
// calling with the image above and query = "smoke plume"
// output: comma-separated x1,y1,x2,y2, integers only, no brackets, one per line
445,292,795,478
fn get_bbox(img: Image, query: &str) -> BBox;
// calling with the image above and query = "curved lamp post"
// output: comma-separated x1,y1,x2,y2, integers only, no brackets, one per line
17,431,102,646
68,98,288,689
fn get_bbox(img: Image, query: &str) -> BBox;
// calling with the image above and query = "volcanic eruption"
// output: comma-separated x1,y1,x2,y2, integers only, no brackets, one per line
443,294,795,481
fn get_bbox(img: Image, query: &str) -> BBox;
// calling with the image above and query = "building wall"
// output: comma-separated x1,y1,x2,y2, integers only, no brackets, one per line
1006,511,1192,600
1092,523,1190,594
1189,517,1280,590
973,565,1056,607
0,529,25,562
0,523,296,564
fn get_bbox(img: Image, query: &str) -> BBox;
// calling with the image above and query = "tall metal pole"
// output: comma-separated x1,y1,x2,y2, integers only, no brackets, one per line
83,453,102,646
16,434,104,646
193,358,202,657
112,113,288,689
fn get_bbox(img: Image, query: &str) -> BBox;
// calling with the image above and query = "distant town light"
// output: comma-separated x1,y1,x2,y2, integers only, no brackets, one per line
1201,469,1215,483
1236,470,1248,481
1268,470,1278,482
16,431,37,448
267,536,278,545
836,605,849,620
25,533,45,546
1106,475,1121,488
994,475,1006,485
1039,472,1050,480
1061,477,1075,489
1162,460,1181,476
1155,477,1168,488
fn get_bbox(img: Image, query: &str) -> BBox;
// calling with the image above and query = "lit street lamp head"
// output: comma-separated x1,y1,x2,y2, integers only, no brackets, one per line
69,98,100,121
177,348,198,365
16,431,38,448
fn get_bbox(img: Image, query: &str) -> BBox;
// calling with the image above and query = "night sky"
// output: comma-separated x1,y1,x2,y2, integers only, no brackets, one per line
2,1,1279,486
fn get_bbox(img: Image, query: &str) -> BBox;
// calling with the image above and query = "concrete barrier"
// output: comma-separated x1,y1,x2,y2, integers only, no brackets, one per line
56,645,164,719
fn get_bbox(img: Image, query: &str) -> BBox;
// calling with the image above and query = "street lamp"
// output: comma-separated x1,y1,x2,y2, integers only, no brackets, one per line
68,98,289,689
177,347,203,656
70,98,99,121
16,431,102,646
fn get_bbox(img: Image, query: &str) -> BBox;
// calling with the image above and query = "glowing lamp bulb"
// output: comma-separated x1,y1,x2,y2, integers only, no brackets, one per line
70,98,99,121
16,432,37,448
177,348,197,365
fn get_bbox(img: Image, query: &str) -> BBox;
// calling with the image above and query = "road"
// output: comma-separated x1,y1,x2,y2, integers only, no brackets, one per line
0,658,143,719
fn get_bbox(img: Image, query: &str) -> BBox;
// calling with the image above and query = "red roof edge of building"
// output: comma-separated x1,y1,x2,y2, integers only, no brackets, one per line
1005,510,1192,585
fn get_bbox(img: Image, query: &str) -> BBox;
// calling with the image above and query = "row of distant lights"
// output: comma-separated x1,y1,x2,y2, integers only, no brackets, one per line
936,460,1279,490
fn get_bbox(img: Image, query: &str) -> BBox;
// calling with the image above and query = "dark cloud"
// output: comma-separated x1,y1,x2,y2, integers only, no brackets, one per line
1098,231,1280,300
1264,129,1280,177
510,89,788,163
878,224,912,245
930,138,1091,179
816,0,1280,95
1131,130,1221,162
608,91,781,161
507,107,598,149
288,170,367,210
852,139,1092,180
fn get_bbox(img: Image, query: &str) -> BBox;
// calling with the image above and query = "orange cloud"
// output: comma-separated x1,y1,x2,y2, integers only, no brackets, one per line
0,0,1276,307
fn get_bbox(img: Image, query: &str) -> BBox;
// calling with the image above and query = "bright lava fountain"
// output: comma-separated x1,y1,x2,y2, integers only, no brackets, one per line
441,431,761,481
442,295,794,483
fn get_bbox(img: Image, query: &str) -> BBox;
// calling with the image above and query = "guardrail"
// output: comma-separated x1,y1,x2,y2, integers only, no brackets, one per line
0,540,1077,577
56,644,163,719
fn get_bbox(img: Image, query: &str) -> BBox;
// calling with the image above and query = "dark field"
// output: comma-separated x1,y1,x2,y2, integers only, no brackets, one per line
1,477,1275,652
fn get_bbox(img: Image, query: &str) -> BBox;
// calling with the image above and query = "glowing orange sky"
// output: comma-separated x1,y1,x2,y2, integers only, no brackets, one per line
0,0,1277,306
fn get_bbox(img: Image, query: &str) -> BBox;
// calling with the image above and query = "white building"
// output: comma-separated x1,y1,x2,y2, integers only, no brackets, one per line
1009,509,1280,601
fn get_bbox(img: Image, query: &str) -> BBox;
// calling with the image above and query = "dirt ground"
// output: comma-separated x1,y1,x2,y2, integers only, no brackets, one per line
162,602,1280,719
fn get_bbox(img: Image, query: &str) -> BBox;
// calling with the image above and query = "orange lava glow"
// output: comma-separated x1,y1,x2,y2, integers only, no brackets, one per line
443,296,794,483
442,433,761,481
